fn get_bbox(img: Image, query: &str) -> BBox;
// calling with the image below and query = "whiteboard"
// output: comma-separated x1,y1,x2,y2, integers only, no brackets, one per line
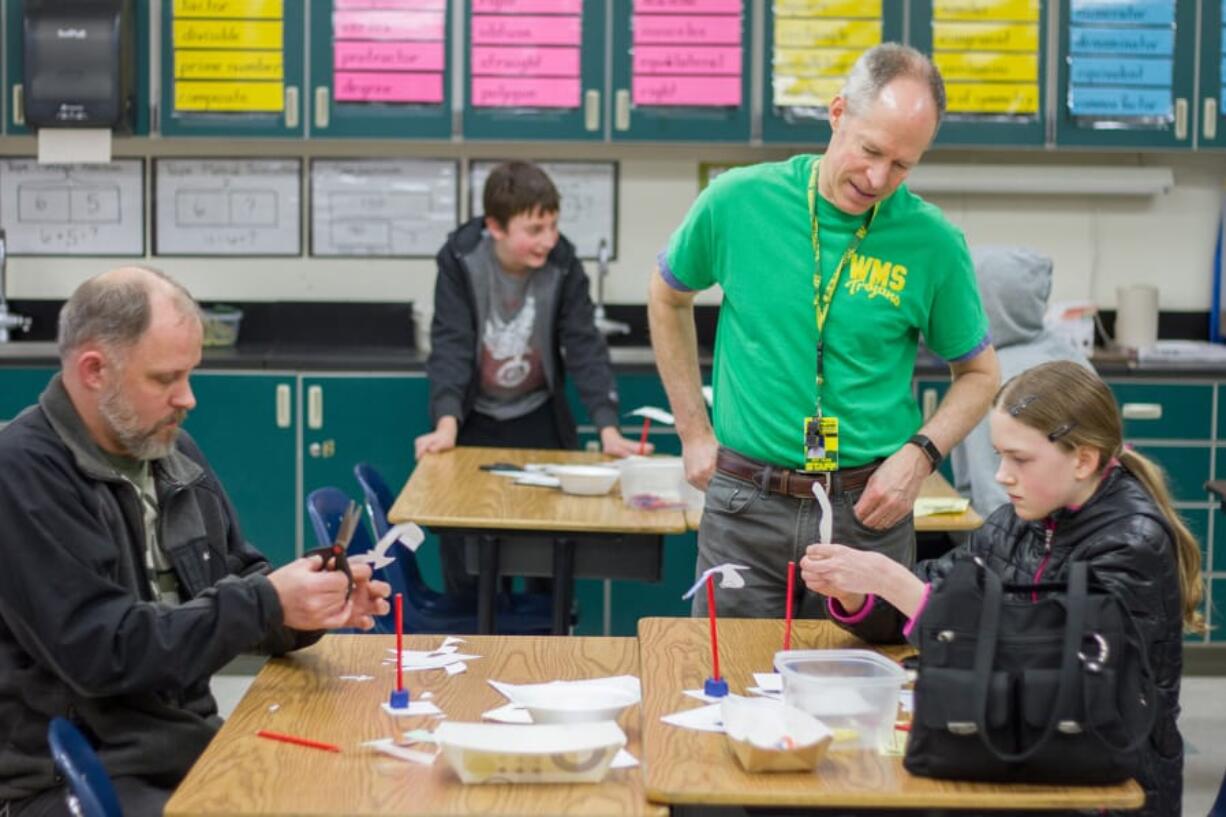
0,159,144,256
468,161,617,259
310,159,458,258
154,159,301,256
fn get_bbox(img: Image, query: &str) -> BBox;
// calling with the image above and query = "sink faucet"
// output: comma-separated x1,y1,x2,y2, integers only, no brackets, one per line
592,238,630,337
0,229,33,343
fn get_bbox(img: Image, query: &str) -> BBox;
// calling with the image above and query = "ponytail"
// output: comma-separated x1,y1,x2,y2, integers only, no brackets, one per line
1118,449,1207,635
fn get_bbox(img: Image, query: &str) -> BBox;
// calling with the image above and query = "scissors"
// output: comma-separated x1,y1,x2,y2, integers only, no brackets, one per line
305,500,359,601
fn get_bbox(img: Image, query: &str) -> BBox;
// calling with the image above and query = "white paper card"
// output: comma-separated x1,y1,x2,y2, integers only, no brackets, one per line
363,738,439,766
381,701,443,718
611,749,639,769
482,704,533,724
661,703,725,733
753,672,783,692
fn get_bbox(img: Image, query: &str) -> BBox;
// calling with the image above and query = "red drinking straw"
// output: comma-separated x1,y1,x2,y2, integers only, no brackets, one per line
706,573,720,681
257,730,341,753
395,593,404,693
784,560,795,651
638,417,651,455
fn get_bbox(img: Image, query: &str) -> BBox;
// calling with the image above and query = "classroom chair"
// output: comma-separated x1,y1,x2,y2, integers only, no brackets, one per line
47,717,122,817
1211,766,1226,817
307,484,553,635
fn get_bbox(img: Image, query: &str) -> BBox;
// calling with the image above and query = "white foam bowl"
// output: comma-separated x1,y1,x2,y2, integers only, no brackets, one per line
513,684,640,724
552,465,620,496
436,721,626,784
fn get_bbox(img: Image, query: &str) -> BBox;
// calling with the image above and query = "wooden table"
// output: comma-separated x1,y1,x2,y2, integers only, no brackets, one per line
166,634,666,817
638,617,1144,811
389,447,688,635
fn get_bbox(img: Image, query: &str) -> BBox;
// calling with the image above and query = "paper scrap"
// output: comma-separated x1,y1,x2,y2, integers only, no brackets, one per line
381,701,443,718
913,497,971,517
898,688,914,714
384,650,480,671
482,703,534,724
363,738,440,765
812,482,832,545
513,473,561,488
682,563,750,600
746,687,782,698
752,672,782,692
401,729,438,745
267,704,280,713
629,405,675,425
701,385,713,407
441,637,465,648
445,661,467,676
420,691,434,700
661,702,725,733
349,522,424,569
489,675,641,705
611,748,639,769
339,674,374,682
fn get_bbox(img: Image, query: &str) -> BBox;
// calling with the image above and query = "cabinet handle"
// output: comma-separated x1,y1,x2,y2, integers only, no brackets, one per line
615,89,630,131
921,388,938,422
1205,98,1218,141
275,384,291,429
1121,402,1162,420
584,89,601,131
12,85,24,126
284,86,300,129
314,86,330,129
1174,97,1187,141
307,385,324,429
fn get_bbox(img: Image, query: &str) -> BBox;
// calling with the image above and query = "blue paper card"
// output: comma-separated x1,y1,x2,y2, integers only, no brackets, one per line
1069,0,1175,26
1068,86,1173,116
1069,57,1173,87
1069,26,1175,56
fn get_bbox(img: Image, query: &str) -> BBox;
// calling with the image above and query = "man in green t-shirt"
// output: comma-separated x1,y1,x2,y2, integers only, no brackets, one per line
649,43,1000,637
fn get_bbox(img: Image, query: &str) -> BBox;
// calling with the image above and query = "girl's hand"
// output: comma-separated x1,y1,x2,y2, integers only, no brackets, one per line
800,543,887,598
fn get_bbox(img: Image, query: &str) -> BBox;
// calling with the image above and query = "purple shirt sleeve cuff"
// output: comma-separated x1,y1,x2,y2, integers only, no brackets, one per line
827,594,875,624
656,248,696,293
902,583,933,639
946,334,992,364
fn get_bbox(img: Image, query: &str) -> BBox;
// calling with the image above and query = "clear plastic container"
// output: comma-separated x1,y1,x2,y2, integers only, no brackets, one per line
201,306,243,347
774,649,905,753
618,457,703,511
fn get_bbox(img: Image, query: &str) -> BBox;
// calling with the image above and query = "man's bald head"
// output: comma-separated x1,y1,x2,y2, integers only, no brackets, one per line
57,266,201,363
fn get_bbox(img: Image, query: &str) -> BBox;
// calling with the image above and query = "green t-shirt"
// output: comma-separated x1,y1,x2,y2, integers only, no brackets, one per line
663,154,988,469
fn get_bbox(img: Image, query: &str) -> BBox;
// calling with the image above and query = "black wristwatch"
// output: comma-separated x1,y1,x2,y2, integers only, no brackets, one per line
907,433,943,472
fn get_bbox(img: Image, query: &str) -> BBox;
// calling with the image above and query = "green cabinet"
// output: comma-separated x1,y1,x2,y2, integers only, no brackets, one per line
159,0,305,138
461,0,604,141
907,0,1047,147
307,0,453,139
1054,0,1197,148
184,372,298,567
762,1,903,144
1199,0,1226,147
610,0,752,142
0,366,55,423
3,0,152,134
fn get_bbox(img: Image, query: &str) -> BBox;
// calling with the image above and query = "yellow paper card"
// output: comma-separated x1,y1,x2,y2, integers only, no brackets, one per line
775,19,881,49
773,0,881,17
773,76,843,107
175,81,284,112
773,48,861,77
934,0,1039,22
935,52,1038,82
175,50,283,80
174,20,282,49
933,21,1040,52
945,82,1039,114
173,0,282,18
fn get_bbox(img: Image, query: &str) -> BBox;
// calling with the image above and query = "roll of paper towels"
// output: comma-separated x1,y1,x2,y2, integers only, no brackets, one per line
1115,285,1159,350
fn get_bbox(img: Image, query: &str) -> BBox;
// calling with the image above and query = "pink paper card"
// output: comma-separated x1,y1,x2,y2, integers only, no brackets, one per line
471,46,580,77
634,0,742,12
633,45,740,75
334,71,445,103
472,0,583,12
470,14,582,45
633,75,741,106
335,41,445,71
471,76,580,107
333,0,446,9
632,14,741,45
333,10,446,40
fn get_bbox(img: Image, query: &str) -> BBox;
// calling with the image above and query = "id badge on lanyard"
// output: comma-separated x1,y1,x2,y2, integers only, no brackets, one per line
802,415,839,473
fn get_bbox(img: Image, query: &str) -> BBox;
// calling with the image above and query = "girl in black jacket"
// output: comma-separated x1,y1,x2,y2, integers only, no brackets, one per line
801,361,1205,817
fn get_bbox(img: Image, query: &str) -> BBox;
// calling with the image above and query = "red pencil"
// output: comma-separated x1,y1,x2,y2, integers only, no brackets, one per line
257,730,341,753
784,560,795,651
706,574,720,681
638,417,651,455
395,593,404,693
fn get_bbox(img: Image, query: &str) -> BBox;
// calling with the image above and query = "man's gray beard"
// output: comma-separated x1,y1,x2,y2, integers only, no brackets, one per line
98,383,183,461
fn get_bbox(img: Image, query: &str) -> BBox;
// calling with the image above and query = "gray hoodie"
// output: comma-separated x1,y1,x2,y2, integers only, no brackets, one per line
950,246,1093,516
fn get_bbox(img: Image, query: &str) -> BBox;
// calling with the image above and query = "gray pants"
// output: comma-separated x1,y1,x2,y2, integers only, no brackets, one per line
692,470,915,618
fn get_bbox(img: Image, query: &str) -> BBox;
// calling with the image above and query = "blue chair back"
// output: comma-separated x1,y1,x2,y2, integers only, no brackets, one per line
1211,766,1226,817
352,463,433,599
47,718,122,817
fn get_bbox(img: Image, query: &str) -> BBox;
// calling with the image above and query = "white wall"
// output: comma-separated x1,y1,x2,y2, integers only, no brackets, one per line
2,136,1221,313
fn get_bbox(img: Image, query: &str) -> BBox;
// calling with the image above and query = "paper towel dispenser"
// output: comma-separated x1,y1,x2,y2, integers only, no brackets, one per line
22,0,134,130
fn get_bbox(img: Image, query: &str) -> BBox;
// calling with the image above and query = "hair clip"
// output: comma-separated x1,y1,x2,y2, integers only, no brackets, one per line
1007,394,1038,417
1047,422,1077,442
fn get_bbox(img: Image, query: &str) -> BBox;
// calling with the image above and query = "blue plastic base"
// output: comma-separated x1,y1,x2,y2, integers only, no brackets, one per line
704,677,729,698
388,688,410,709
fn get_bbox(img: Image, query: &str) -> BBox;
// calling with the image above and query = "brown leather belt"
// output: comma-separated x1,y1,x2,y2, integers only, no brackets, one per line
715,447,882,499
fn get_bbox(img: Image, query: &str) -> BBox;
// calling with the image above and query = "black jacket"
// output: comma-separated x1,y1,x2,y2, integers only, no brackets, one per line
0,376,319,801
427,216,620,449
839,467,1184,817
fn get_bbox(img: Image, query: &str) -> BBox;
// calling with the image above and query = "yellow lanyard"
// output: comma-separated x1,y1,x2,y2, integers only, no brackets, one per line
807,159,877,414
